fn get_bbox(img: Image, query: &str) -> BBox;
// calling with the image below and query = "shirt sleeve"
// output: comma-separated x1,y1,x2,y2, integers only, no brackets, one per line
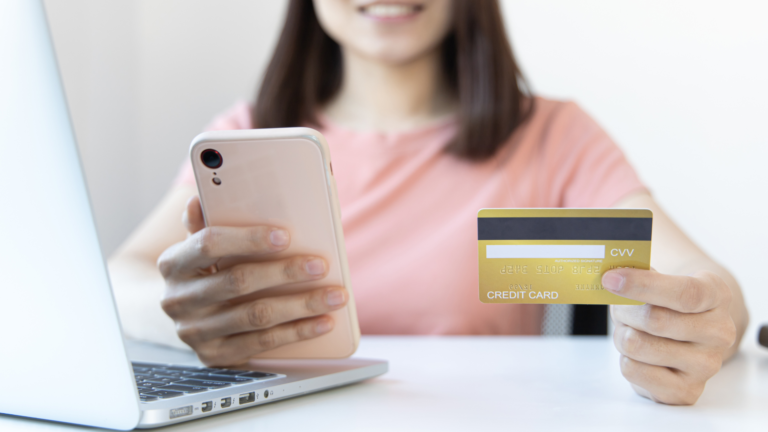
544,102,647,208
172,101,254,186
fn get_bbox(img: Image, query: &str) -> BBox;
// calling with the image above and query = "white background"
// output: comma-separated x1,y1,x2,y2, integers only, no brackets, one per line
45,1,767,343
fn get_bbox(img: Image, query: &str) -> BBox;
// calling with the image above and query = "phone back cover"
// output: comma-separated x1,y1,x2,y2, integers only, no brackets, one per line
191,128,360,359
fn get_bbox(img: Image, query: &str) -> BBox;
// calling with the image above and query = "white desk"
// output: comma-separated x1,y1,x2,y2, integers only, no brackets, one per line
2,336,767,431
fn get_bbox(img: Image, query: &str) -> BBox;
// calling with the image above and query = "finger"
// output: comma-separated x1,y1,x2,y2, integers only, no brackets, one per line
619,355,703,405
613,322,721,379
206,315,335,366
610,304,736,347
183,195,206,234
179,286,348,342
163,256,329,315
602,269,729,313
161,256,328,317
157,225,292,277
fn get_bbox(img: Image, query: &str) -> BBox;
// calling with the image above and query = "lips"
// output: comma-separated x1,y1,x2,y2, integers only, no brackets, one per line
358,2,424,19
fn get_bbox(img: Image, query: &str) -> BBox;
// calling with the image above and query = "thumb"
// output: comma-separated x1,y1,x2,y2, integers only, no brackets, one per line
182,195,206,234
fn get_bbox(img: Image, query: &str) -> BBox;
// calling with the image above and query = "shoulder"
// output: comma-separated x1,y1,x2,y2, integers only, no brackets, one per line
506,96,617,161
204,101,254,131
503,97,646,207
522,97,602,143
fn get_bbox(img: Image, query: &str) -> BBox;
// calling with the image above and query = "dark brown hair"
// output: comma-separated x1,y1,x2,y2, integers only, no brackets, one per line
255,0,532,161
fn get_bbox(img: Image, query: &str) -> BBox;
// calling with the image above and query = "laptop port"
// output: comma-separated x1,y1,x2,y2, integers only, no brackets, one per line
239,392,255,404
220,397,232,408
201,401,212,412
169,406,193,419
263,390,269,399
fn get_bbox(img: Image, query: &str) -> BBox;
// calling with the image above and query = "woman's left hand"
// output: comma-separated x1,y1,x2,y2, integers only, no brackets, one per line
602,268,737,405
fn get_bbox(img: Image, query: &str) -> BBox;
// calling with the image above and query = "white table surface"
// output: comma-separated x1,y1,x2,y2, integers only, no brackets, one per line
2,336,767,431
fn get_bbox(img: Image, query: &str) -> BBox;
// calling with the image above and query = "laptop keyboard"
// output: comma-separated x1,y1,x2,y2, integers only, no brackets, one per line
132,361,280,402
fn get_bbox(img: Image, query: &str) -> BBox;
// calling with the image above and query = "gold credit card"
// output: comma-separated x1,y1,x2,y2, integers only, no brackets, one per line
478,209,652,305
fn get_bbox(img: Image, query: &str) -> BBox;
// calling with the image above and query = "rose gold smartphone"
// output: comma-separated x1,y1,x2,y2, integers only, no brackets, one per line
189,128,360,359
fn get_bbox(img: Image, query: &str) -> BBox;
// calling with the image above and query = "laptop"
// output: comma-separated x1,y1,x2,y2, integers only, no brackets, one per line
0,1,387,429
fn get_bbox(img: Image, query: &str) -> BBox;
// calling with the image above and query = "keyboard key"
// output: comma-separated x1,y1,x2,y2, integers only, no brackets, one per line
152,372,184,379
141,390,185,399
136,382,155,389
238,371,277,379
139,395,159,402
196,368,224,373
142,379,171,385
206,370,250,376
132,367,151,373
133,372,153,378
153,376,176,381
188,374,253,384
164,365,203,372
156,384,209,394
174,379,231,389
132,362,167,369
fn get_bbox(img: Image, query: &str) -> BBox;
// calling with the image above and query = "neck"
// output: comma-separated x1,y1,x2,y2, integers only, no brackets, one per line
322,49,457,131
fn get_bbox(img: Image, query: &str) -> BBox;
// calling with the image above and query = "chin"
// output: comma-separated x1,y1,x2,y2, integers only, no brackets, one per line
316,0,452,65
354,39,434,65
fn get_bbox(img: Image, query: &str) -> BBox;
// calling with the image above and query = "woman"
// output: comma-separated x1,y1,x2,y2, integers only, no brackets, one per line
109,0,748,405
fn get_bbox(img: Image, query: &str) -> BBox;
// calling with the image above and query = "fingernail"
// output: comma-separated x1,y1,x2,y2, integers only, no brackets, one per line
269,229,289,247
325,289,346,307
304,258,326,276
315,319,332,334
603,272,626,292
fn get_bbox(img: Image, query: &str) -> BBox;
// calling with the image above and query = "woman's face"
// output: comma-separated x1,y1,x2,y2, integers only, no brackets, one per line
313,0,453,65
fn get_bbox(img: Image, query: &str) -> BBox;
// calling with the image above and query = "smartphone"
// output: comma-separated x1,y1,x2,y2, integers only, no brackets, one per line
189,128,360,359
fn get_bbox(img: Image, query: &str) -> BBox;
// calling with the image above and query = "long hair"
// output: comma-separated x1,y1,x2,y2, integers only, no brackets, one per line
254,0,533,161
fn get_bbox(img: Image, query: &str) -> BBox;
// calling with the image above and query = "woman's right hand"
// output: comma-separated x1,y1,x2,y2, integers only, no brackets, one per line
156,196,348,367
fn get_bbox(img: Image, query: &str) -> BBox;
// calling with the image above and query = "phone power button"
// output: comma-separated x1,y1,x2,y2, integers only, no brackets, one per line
329,162,334,175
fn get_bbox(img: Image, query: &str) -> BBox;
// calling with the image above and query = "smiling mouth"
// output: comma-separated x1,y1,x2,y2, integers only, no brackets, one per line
358,3,424,19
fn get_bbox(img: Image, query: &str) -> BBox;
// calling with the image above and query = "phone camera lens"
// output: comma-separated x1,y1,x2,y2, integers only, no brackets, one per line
201,149,222,169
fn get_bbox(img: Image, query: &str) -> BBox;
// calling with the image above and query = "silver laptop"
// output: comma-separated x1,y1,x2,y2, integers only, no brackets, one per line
0,1,387,429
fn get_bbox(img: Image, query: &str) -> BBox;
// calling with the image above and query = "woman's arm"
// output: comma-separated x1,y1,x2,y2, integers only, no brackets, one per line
108,185,197,349
608,191,749,404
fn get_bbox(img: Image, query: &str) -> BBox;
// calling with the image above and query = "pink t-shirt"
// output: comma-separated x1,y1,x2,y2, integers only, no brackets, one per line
176,97,646,335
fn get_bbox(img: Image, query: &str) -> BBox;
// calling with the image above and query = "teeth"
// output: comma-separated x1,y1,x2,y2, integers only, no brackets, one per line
363,4,418,18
